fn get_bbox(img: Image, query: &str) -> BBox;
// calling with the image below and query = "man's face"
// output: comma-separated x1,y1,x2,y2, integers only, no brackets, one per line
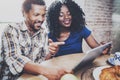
24,4,46,31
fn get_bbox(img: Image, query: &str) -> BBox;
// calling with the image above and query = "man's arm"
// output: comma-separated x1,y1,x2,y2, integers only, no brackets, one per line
2,25,31,75
23,61,69,80
2,25,69,80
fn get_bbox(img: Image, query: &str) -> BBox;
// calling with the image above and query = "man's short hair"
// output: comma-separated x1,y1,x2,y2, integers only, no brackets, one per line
22,0,46,13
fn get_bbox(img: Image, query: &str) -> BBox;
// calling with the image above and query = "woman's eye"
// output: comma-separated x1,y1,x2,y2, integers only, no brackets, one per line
67,12,71,15
59,13,63,17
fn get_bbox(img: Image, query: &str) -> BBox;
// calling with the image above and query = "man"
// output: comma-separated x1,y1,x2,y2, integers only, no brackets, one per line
0,0,69,80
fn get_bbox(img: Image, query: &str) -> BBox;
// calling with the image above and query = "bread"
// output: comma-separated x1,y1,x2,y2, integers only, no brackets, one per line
100,66,120,80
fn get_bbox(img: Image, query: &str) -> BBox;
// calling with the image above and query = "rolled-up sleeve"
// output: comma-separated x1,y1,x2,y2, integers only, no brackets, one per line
2,26,31,75
82,26,91,39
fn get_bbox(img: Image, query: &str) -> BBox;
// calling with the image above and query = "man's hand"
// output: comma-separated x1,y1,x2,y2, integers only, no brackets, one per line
24,62,72,80
48,39,65,55
40,65,71,80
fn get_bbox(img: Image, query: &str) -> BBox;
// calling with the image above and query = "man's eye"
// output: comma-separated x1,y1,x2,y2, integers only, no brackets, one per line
42,14,46,17
34,14,39,16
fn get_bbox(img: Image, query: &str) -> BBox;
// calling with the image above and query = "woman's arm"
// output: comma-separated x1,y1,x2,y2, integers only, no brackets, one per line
85,34,111,54
85,34,100,48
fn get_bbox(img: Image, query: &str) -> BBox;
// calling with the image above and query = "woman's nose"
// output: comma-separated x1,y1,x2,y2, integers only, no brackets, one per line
65,15,69,19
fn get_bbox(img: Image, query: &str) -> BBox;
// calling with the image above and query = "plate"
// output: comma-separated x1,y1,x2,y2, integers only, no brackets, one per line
93,66,110,80
107,57,115,65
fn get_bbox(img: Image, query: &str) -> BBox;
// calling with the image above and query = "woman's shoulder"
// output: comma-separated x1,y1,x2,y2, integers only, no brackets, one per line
74,26,91,33
81,26,91,38
72,26,91,38
82,26,91,31
80,26,91,33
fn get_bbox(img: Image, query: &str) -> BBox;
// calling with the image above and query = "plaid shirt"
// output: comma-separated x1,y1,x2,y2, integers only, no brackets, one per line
0,22,49,80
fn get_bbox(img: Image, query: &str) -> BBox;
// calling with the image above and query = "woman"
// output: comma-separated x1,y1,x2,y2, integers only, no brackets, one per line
46,0,100,57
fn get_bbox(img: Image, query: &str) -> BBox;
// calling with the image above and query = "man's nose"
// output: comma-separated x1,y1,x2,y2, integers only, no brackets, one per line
38,16,44,22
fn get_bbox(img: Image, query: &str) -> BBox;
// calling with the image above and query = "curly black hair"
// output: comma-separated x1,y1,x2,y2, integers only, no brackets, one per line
22,0,45,13
46,0,86,38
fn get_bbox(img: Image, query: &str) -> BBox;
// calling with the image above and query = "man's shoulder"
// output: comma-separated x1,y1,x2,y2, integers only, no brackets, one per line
7,22,21,29
1,22,22,32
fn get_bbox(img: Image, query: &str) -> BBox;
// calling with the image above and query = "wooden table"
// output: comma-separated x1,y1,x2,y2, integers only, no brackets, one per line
17,53,111,80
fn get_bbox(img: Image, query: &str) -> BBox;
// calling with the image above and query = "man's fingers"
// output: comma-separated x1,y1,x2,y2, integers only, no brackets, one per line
48,39,53,43
49,38,65,46
54,42,65,46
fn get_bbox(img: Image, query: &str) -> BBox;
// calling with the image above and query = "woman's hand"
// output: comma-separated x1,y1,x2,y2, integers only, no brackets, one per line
86,34,112,55
100,41,112,55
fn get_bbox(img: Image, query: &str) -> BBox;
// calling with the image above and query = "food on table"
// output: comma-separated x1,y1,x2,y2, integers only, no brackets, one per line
100,65,120,80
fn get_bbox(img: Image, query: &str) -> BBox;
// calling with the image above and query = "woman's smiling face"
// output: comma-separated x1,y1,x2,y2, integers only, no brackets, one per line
59,5,72,27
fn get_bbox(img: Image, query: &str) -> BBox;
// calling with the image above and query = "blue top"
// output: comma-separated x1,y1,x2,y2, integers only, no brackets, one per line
49,27,91,57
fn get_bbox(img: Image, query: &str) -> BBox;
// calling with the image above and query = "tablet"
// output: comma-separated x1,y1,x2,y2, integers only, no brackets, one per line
73,41,112,74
